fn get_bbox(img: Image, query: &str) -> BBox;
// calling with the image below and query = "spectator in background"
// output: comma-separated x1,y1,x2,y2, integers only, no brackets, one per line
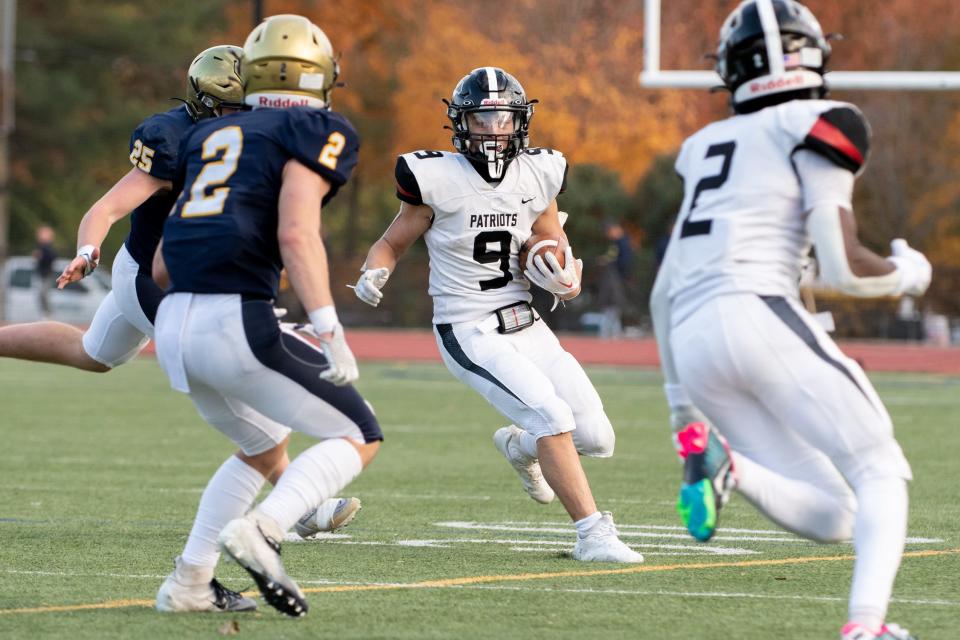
597,221,633,338
32,225,57,319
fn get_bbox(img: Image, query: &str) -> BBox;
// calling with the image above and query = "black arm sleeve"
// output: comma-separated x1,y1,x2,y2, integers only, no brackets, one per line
802,106,871,173
394,156,423,205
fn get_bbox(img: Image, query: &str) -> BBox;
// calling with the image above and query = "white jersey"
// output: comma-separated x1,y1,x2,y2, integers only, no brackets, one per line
398,149,568,324
666,99,869,323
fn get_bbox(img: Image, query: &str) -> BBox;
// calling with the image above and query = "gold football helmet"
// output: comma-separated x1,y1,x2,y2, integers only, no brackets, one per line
185,44,245,120
242,14,339,108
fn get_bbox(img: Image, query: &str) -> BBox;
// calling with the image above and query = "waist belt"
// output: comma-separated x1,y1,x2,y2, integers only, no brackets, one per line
476,301,536,335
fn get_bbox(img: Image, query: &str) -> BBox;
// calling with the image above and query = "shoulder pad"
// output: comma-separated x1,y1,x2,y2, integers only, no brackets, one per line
395,155,423,205
520,147,567,198
281,108,360,204
802,104,871,174
129,112,187,180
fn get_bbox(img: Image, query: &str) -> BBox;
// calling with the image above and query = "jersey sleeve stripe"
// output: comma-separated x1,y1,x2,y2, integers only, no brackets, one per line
807,117,864,166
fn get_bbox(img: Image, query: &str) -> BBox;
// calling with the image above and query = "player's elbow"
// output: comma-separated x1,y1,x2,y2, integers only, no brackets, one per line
277,226,313,251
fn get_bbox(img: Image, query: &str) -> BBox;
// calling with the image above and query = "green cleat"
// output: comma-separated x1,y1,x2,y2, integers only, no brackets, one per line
675,422,735,542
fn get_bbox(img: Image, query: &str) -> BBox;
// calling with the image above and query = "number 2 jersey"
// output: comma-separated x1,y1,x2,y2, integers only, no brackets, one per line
396,149,568,324
163,107,359,299
666,99,870,323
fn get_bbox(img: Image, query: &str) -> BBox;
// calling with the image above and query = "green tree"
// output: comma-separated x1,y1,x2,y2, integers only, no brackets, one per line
11,0,229,258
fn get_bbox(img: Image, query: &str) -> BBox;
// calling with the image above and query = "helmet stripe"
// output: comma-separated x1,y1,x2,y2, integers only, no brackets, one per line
484,66,498,100
756,0,786,76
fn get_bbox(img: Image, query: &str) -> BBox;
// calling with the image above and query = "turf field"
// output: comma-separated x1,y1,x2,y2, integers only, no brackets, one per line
0,358,957,639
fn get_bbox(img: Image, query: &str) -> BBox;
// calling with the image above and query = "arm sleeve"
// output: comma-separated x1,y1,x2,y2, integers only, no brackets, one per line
801,105,871,175
130,117,180,180
395,156,424,205
797,150,901,297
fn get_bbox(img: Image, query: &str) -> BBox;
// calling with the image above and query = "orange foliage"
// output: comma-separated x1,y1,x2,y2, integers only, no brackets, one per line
219,0,960,306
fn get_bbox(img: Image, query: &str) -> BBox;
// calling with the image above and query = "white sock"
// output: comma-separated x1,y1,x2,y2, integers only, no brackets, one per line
849,477,908,631
516,429,539,460
575,511,602,537
255,438,363,533
732,452,857,543
181,455,266,569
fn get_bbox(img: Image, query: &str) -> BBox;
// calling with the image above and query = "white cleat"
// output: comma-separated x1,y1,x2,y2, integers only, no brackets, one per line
218,513,308,617
493,425,555,504
155,556,257,613
572,512,644,563
294,497,362,539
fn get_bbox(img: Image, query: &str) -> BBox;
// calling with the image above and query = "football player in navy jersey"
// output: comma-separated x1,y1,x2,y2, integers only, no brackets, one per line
352,67,642,564
650,2,930,639
152,15,381,618
0,45,242,371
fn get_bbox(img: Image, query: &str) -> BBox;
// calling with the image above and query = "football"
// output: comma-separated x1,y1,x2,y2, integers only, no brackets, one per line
519,233,568,274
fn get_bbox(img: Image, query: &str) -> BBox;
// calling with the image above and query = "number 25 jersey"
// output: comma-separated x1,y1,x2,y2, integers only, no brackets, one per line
164,107,359,299
396,149,568,324
667,99,870,323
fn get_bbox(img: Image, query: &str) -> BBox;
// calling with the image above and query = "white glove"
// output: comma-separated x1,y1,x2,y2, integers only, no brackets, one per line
285,321,358,386
888,239,932,297
273,307,288,320
317,323,359,386
525,247,582,296
353,267,390,307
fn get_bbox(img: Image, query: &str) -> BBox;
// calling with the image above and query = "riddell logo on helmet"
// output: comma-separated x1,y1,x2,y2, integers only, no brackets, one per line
481,98,509,105
748,73,807,95
258,95,312,107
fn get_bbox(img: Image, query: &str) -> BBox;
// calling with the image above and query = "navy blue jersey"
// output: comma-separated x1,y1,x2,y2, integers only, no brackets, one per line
123,105,195,273
163,107,359,299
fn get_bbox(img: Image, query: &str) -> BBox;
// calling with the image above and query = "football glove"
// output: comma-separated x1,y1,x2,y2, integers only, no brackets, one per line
525,247,582,297
888,238,932,297
292,322,359,386
353,267,390,307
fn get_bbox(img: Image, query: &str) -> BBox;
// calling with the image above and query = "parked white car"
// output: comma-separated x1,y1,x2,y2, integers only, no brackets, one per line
2,256,111,324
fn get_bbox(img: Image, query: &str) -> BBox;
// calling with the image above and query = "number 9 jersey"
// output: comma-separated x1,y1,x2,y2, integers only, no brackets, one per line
667,99,870,324
164,107,359,299
396,148,568,324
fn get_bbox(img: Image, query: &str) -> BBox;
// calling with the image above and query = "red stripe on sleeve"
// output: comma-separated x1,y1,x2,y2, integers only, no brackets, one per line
809,118,864,166
396,182,416,199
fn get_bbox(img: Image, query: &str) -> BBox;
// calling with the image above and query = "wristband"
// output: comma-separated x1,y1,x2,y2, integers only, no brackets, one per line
664,383,692,409
308,305,339,335
77,244,98,275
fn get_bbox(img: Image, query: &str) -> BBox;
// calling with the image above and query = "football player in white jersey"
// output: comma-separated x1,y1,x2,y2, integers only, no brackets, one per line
650,2,931,639
353,67,641,563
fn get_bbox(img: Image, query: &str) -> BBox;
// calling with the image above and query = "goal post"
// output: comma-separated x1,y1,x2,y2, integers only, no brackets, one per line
640,0,960,91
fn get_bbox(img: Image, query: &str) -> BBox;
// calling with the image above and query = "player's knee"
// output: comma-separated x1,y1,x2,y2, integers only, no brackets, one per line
572,411,616,457
842,439,913,490
346,438,381,468
528,399,576,438
809,498,857,544
84,359,112,373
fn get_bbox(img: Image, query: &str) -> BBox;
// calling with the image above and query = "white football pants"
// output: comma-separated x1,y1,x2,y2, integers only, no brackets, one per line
81,244,160,367
155,293,382,455
671,293,911,506
434,316,615,456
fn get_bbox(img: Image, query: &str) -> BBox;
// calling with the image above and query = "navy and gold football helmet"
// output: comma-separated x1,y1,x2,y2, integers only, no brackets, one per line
185,45,245,121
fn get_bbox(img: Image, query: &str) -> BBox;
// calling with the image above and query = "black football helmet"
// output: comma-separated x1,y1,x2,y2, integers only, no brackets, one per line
716,0,831,113
446,67,535,179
